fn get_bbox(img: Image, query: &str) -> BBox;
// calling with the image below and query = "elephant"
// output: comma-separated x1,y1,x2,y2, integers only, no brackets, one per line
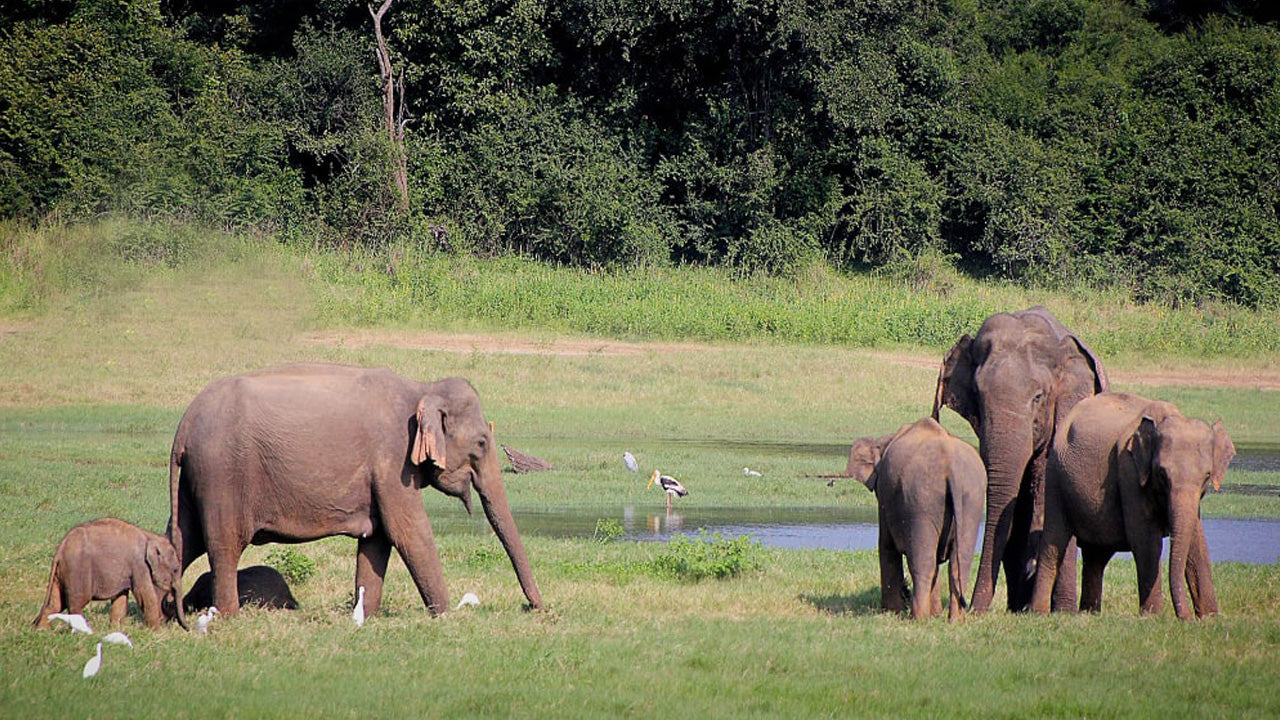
847,418,986,621
933,306,1108,612
168,363,543,618
1031,393,1233,619
33,518,186,630
184,565,299,613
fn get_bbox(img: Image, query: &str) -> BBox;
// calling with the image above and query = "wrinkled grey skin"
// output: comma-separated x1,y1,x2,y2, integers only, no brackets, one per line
168,363,543,618
34,518,186,630
933,306,1108,613
184,565,298,613
1032,393,1233,619
848,418,987,622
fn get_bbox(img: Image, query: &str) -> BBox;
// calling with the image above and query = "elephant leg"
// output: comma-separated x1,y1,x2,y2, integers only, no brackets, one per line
207,540,247,616
1004,485,1038,612
1079,546,1114,613
907,559,936,620
1186,524,1218,618
879,526,907,614
356,532,393,617
379,496,448,615
109,594,129,628
1050,536,1079,612
1132,535,1164,616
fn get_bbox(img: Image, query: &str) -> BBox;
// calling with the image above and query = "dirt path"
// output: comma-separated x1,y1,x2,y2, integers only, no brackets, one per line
304,329,1280,390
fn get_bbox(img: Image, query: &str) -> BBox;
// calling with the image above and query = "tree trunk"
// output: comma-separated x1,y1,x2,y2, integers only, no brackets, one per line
369,0,409,212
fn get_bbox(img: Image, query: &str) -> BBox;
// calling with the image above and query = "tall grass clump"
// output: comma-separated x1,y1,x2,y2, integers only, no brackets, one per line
649,530,764,581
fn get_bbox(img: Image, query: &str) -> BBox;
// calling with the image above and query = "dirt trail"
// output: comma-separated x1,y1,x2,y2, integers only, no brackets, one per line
304,330,1280,390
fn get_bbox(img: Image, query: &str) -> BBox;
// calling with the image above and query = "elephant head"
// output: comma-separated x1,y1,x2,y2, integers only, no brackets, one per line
412,378,543,610
846,434,895,492
933,306,1107,612
146,535,187,629
1125,411,1234,619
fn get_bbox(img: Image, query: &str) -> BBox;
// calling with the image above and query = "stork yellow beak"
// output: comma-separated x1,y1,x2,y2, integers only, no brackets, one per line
647,470,658,489
489,420,495,435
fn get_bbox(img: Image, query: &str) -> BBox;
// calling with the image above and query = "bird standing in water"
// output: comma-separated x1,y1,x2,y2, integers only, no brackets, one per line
648,470,689,511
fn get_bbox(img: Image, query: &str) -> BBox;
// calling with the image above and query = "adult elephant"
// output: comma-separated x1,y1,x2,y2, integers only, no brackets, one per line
932,306,1108,612
168,363,543,617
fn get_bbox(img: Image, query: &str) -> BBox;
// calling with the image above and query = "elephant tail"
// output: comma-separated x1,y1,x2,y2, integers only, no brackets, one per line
168,439,185,570
33,553,63,628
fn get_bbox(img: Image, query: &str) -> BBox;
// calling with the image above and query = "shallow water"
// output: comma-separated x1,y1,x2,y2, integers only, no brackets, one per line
439,506,1280,564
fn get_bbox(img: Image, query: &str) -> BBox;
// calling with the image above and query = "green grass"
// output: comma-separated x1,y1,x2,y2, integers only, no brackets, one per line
1,219,1279,717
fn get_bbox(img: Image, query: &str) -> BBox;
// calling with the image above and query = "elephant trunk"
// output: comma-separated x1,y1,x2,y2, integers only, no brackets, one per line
1167,490,1201,620
972,433,1035,613
474,451,544,610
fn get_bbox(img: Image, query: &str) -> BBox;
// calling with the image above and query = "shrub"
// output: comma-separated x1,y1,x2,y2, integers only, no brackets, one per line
265,547,316,585
649,530,764,581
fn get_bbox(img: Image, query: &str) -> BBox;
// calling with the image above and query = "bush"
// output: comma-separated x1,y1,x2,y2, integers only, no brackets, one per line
265,547,316,585
649,530,764,581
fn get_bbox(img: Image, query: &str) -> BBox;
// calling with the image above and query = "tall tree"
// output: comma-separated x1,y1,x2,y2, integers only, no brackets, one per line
369,0,408,212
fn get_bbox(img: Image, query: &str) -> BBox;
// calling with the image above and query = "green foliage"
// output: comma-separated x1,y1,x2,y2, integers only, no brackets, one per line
649,530,764,581
2,1,1280,306
591,518,624,543
265,547,317,585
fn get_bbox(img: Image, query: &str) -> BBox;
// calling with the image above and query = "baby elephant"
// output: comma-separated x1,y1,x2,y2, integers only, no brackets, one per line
848,418,986,621
34,518,186,630
1032,392,1233,620
184,565,299,613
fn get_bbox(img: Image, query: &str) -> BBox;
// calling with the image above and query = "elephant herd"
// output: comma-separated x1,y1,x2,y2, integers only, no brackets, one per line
34,306,1229,632
849,305,1232,620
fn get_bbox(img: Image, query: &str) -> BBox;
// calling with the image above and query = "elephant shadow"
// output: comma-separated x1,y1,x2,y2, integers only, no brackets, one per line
799,587,882,616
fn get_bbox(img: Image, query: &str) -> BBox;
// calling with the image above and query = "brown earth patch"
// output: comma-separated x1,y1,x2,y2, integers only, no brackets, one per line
304,330,1280,390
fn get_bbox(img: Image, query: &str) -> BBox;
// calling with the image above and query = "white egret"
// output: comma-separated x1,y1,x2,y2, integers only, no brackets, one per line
623,452,639,473
456,592,480,610
742,467,762,477
101,631,133,648
195,606,218,634
352,586,366,628
47,613,93,635
648,470,689,511
82,643,102,679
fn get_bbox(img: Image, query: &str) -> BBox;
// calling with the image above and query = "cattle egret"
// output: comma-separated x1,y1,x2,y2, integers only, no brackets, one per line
648,470,689,511
352,586,366,628
743,467,762,477
101,631,133,648
82,643,102,679
456,592,480,609
47,613,93,635
196,606,218,634
623,452,639,473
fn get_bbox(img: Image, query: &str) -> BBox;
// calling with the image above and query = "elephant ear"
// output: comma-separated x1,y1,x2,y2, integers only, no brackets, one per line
145,537,167,586
934,334,980,435
1124,415,1159,488
1209,420,1235,492
412,396,448,472
1065,334,1110,393
846,438,884,492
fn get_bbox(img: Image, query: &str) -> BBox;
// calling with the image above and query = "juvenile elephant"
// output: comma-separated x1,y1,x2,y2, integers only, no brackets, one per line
933,306,1107,612
1031,393,1233,619
169,363,542,618
184,565,299,613
33,518,186,630
848,418,986,621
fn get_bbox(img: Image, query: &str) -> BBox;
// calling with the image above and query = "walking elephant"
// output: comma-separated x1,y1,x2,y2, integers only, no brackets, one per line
1032,393,1232,619
34,518,186,630
847,418,986,621
933,306,1108,612
168,363,543,617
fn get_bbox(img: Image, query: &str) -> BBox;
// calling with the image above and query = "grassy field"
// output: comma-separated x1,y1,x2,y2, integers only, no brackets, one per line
1,221,1278,717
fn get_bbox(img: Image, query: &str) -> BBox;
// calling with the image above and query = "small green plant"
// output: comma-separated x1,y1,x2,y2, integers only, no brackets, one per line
591,518,625,543
464,546,504,569
265,547,316,584
650,530,764,581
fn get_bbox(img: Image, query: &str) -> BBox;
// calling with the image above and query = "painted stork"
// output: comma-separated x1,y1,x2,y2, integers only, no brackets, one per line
648,470,689,511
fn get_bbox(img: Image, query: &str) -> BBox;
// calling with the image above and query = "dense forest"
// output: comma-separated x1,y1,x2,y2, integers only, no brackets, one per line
2,0,1278,306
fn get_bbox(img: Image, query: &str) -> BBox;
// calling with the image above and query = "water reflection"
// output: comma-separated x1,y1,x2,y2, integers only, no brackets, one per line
435,506,1279,564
